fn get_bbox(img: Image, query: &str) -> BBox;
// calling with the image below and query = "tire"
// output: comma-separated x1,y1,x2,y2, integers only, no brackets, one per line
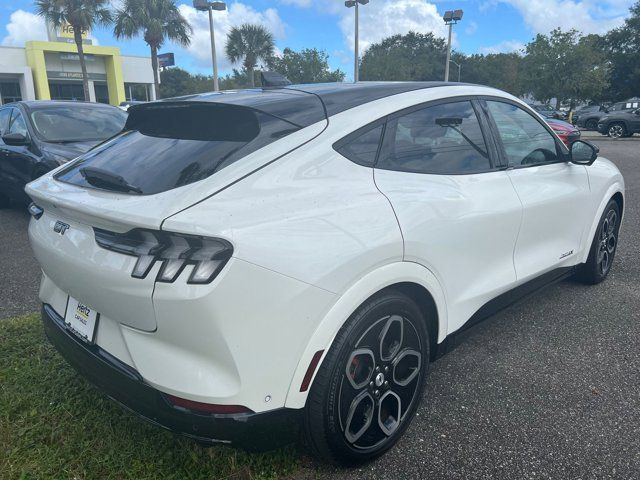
303,290,430,466
607,123,626,139
585,119,598,130
576,199,620,284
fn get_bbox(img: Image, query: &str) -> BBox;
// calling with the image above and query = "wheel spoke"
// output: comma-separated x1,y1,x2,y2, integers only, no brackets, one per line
379,315,404,362
378,390,402,436
345,348,375,390
392,349,422,387
344,391,375,444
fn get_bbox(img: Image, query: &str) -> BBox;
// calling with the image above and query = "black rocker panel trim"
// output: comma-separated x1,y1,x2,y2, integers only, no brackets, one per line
436,266,576,357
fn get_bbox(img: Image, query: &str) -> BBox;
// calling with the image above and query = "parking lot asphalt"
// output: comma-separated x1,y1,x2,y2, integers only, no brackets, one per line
0,140,638,479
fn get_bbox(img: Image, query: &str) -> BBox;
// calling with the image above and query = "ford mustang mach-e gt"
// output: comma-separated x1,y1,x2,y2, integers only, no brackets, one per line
26,82,624,465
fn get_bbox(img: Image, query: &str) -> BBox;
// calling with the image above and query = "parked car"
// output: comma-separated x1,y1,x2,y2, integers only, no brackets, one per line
546,118,581,146
573,105,606,130
530,103,567,120
0,101,127,206
597,108,640,138
119,100,145,111
26,83,624,465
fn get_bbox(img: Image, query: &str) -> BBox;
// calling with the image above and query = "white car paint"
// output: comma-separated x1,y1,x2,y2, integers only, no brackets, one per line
26,84,624,420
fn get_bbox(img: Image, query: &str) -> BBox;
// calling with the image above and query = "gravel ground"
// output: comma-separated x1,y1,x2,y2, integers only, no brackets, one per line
0,141,638,479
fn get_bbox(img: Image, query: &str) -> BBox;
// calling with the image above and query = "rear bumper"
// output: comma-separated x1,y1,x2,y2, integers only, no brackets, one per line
42,304,302,451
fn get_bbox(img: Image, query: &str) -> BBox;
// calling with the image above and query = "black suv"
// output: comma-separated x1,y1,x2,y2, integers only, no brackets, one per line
573,105,606,130
597,108,640,138
576,101,638,130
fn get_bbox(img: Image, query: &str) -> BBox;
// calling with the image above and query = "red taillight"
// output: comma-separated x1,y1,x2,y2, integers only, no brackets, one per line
166,394,253,415
300,350,324,392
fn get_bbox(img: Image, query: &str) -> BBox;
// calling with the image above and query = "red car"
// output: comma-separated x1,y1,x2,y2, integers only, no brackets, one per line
546,118,581,146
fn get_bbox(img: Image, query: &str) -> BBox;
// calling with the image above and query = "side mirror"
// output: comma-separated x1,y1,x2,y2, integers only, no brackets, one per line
570,140,598,166
2,132,29,146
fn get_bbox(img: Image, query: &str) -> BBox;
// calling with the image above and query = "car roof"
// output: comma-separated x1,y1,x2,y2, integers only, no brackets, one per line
17,100,119,111
155,81,465,128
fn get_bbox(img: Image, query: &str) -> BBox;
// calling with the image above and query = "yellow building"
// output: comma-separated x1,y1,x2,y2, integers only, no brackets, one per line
0,25,156,106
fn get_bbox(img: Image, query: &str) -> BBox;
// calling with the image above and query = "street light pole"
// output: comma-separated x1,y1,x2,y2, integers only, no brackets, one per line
449,59,461,82
354,1,359,83
444,22,452,82
208,6,219,91
442,9,463,82
194,0,226,91
345,0,369,83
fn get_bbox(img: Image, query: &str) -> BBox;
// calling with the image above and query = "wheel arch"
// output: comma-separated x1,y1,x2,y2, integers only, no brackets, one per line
284,261,448,410
580,186,625,264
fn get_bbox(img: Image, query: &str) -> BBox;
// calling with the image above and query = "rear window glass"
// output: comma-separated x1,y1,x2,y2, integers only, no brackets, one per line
55,103,303,195
30,105,126,142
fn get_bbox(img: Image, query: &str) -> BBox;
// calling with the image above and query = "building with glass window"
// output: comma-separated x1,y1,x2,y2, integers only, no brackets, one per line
0,35,156,106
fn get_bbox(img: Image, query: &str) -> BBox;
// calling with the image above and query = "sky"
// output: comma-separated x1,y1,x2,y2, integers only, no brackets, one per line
0,0,636,79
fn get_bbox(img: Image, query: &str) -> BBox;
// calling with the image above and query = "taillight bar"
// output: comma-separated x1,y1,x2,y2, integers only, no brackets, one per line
94,228,233,284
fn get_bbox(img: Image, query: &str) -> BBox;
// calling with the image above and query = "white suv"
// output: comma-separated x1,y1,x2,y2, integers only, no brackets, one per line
26,82,624,465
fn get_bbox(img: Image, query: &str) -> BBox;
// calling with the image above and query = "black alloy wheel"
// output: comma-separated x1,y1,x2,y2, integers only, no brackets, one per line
303,290,430,465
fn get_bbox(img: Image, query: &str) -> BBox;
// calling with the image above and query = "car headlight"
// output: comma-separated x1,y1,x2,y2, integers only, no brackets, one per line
600,116,609,122
94,228,233,284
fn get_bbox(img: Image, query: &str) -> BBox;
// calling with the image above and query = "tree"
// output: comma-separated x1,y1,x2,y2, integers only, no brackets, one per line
360,32,447,81
159,68,246,98
605,1,640,100
458,53,525,97
114,0,191,98
268,48,345,84
522,29,609,107
35,0,112,102
225,24,275,87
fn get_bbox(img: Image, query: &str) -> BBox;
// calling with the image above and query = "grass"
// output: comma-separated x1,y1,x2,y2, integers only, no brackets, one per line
0,314,303,480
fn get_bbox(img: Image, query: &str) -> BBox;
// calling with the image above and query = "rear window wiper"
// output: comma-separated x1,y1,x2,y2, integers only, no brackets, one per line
80,166,143,194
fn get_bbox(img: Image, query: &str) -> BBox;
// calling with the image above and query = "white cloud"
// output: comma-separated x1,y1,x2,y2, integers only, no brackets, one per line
1,9,47,47
498,0,633,34
278,0,313,7
465,21,478,35
176,2,286,71
338,0,449,53
478,40,525,54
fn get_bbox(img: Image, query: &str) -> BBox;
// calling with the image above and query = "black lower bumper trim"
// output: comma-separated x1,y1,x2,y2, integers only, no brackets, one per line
41,304,302,451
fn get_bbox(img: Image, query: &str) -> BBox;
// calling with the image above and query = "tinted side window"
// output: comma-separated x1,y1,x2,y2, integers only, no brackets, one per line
378,101,490,174
0,108,11,135
335,124,384,167
8,110,28,137
486,101,559,167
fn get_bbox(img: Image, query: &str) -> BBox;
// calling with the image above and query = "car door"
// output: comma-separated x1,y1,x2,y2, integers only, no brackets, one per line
0,107,12,192
2,107,38,201
483,99,591,281
373,98,523,333
630,109,640,132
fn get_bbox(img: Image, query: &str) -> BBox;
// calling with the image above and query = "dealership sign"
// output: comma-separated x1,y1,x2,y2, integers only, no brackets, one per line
47,71,107,81
47,21,93,45
158,53,175,68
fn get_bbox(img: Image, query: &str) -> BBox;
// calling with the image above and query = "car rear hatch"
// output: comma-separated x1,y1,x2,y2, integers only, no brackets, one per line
26,90,328,332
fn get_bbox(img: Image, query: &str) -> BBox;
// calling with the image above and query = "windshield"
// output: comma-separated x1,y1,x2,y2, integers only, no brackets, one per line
30,105,127,142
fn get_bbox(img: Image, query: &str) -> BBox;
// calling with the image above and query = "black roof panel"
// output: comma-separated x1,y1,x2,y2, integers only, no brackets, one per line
168,81,456,126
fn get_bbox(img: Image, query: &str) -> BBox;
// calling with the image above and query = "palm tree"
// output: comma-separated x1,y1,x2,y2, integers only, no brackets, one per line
114,0,191,98
226,24,275,87
35,0,112,102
